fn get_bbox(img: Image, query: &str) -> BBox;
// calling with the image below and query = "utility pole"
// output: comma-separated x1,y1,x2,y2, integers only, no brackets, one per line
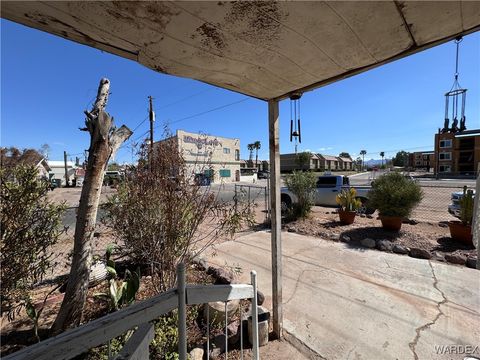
148,96,155,170
64,150,69,187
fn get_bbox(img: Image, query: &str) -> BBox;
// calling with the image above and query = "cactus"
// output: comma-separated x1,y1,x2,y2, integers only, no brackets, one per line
459,186,474,226
336,188,362,212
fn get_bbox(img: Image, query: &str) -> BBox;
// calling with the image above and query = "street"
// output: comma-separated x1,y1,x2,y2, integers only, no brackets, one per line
59,171,475,229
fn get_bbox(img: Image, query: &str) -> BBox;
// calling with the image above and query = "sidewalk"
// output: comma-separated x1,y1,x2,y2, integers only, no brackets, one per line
206,231,480,360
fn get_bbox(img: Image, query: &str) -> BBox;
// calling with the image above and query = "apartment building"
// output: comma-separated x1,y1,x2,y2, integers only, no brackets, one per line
280,152,353,172
408,151,435,171
434,129,480,176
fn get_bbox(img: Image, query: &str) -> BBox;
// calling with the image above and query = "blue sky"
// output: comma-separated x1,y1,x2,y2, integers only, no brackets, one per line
1,19,479,164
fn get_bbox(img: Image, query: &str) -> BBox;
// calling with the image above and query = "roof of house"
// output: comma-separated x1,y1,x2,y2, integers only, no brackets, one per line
1,150,51,171
339,157,353,162
48,160,76,168
318,154,339,161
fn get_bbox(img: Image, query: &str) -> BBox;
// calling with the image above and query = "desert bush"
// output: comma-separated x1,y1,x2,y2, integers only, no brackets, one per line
0,165,65,319
285,170,317,218
104,130,253,292
368,172,423,218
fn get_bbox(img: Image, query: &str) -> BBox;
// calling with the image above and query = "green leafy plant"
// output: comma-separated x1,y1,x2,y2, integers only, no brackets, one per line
368,172,423,218
25,300,43,343
336,188,362,212
1,165,66,320
95,245,140,311
459,186,474,226
285,171,317,218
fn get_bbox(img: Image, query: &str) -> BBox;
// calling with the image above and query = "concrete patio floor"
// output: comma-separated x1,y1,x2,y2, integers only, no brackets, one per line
206,231,480,360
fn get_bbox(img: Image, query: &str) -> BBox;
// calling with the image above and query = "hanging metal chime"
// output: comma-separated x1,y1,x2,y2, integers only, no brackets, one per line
442,36,467,134
289,92,302,153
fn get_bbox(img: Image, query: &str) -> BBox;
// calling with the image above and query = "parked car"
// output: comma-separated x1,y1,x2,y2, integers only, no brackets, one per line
48,178,58,191
257,171,269,179
281,175,374,214
103,171,123,186
448,189,476,218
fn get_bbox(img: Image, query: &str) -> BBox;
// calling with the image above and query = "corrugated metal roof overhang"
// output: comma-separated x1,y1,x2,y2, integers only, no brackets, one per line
2,1,479,101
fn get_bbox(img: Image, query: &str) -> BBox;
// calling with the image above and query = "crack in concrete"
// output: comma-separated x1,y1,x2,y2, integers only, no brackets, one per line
284,269,308,305
408,261,448,360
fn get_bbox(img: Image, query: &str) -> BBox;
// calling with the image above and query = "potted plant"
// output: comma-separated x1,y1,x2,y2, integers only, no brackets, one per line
368,172,423,231
448,186,474,245
336,188,362,225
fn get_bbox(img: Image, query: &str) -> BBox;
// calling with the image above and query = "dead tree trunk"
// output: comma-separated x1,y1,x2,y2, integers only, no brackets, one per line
52,78,132,333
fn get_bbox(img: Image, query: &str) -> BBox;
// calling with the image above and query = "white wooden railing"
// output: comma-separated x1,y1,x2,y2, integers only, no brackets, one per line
5,263,260,360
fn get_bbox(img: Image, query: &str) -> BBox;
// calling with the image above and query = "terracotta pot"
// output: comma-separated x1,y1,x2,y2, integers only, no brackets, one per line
448,221,473,245
338,210,356,225
380,215,402,231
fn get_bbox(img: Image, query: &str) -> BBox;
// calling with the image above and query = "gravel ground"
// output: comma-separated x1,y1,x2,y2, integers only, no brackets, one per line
283,206,477,264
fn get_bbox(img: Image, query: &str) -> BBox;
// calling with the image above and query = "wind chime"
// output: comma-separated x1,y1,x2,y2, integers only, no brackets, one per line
442,36,467,133
289,92,302,153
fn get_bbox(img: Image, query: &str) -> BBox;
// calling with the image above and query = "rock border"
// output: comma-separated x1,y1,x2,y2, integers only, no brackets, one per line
286,228,478,270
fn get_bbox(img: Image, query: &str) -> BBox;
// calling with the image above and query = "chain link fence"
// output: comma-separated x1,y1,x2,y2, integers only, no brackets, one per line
410,184,468,223
44,206,116,282
234,184,270,223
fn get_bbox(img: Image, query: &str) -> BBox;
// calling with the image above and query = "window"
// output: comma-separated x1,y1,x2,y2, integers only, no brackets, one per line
223,148,230,154
219,169,231,178
235,149,240,161
439,165,451,173
439,152,451,160
439,139,452,148
316,176,337,188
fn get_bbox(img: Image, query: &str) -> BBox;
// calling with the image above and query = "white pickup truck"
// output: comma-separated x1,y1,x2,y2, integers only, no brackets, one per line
281,175,374,214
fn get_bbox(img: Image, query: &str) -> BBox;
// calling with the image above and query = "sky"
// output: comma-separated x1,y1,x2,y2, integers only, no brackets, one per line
1,19,479,164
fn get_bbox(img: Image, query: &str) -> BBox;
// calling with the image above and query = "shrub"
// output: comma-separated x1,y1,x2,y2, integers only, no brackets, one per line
0,165,65,319
104,130,253,293
285,171,317,218
368,172,423,218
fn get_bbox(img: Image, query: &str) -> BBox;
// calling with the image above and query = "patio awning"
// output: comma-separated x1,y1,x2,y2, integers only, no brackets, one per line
2,1,479,101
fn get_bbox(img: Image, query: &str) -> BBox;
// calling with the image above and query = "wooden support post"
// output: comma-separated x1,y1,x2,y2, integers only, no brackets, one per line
474,164,479,269
268,99,282,338
177,263,187,360
64,150,69,187
251,270,259,360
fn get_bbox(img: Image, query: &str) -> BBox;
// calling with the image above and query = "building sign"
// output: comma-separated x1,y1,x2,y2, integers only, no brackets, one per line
183,135,222,149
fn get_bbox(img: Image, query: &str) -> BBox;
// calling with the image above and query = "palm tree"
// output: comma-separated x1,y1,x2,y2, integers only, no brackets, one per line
360,150,367,171
247,143,255,162
380,151,385,168
253,141,261,168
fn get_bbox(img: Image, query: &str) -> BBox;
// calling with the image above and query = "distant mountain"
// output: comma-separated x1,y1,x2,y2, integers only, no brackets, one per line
364,158,391,166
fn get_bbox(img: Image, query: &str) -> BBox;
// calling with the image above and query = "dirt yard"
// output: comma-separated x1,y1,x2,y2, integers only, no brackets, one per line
283,206,477,266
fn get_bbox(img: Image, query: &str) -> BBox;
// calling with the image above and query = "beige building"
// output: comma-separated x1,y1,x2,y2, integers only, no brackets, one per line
159,130,241,183
280,152,353,172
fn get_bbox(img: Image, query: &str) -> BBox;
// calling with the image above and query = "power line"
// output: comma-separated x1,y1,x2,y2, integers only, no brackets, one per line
130,115,149,133
119,97,251,151
157,89,213,110
163,97,250,127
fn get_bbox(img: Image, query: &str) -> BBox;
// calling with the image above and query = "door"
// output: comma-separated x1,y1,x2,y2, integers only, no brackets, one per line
315,176,339,206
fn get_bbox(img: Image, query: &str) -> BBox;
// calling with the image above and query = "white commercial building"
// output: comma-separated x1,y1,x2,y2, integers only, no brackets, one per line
158,130,241,183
